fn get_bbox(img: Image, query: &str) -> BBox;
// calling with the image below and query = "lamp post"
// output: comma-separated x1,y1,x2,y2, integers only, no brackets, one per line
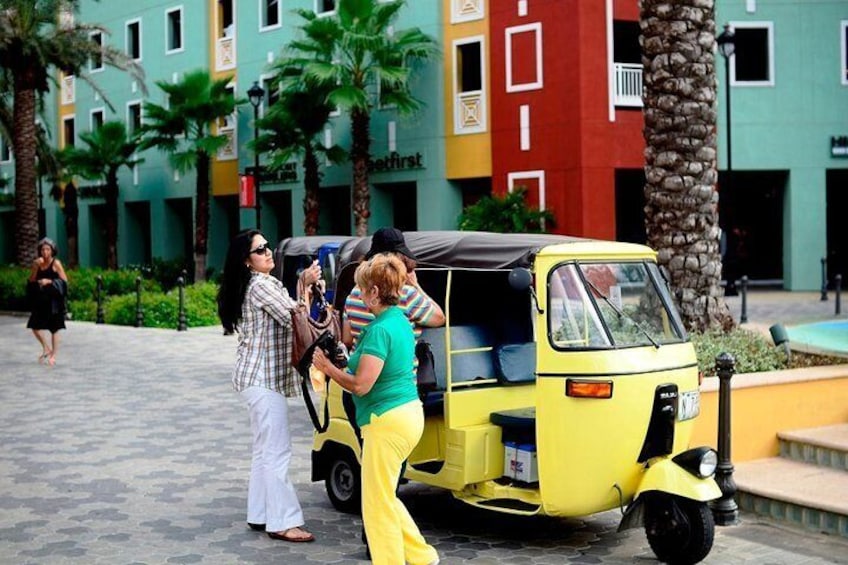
247,80,265,230
717,24,737,294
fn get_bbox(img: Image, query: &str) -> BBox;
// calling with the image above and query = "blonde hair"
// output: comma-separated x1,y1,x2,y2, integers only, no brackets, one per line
355,253,406,306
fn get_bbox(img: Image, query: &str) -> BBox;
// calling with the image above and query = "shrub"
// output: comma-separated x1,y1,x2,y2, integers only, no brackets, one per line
68,268,160,302
92,281,219,329
458,187,554,233
0,266,31,311
691,327,786,377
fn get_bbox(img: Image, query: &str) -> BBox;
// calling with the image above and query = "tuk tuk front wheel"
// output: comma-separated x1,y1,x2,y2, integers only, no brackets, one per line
645,496,714,565
325,449,361,514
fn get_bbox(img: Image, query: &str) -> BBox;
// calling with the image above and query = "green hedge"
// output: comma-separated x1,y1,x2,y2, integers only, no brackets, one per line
691,327,785,377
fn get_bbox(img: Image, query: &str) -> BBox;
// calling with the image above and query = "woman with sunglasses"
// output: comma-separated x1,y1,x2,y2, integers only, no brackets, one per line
218,230,320,543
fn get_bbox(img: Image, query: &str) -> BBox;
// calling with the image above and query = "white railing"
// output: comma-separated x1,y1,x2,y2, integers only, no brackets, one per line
216,36,235,71
451,0,483,23
455,90,486,134
614,63,643,107
61,75,75,106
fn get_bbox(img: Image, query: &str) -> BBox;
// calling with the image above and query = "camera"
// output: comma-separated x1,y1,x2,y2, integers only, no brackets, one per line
296,330,348,378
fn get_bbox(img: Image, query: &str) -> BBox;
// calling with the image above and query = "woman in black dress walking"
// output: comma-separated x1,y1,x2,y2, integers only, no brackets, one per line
27,238,68,366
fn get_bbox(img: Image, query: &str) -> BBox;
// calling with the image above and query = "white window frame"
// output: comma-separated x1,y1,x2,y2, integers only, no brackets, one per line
841,21,848,85
126,100,143,136
90,108,105,132
507,170,547,212
126,18,142,62
506,23,543,92
452,35,487,135
62,115,76,148
259,0,282,32
89,31,104,72
165,6,185,55
729,21,774,87
315,0,336,17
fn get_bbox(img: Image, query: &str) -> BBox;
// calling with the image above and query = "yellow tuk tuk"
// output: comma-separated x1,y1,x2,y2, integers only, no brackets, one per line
308,231,720,565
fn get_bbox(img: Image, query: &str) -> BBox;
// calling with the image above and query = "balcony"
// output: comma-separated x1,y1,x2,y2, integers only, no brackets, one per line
216,36,235,71
216,115,236,161
614,63,643,108
61,75,75,106
454,90,486,135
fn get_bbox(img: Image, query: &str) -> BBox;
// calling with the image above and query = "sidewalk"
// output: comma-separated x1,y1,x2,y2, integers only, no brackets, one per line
1,314,847,564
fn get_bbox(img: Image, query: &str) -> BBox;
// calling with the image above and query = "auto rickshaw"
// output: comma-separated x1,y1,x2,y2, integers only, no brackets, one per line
305,231,720,565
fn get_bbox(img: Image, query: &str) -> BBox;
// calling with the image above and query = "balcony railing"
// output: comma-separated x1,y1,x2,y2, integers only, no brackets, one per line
614,63,643,108
216,36,235,71
61,75,75,106
216,119,236,161
454,90,486,135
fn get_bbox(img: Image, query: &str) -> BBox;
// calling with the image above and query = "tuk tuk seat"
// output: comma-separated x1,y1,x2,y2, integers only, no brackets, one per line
419,325,496,390
490,407,537,444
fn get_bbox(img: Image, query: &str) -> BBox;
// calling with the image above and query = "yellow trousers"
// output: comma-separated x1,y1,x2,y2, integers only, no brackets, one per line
361,400,438,565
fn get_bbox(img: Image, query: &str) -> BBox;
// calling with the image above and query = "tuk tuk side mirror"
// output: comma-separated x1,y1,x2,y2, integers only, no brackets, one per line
509,267,544,314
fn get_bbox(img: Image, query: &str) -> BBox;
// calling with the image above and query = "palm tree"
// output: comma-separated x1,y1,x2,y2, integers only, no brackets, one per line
639,0,733,331
61,121,141,269
252,72,346,235
139,69,240,281
286,0,438,235
0,0,141,266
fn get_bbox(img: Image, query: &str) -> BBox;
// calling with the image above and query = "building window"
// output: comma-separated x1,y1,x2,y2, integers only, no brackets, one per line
506,23,543,92
89,31,103,71
316,0,335,16
730,22,774,86
166,6,184,53
127,102,142,135
63,116,76,148
842,21,848,84
90,109,105,132
261,76,279,113
219,0,233,37
0,136,11,162
126,19,141,60
453,36,486,134
260,0,280,30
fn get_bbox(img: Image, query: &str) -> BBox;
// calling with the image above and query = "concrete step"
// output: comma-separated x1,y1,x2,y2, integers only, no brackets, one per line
735,457,848,538
778,423,848,471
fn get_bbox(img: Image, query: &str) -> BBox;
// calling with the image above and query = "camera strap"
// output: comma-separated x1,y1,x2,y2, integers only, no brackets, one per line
295,334,331,433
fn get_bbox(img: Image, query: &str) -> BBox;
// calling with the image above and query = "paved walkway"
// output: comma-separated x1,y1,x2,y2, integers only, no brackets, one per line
2,306,848,564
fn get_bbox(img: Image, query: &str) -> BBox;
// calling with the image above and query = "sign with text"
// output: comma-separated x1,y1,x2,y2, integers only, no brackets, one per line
367,151,423,173
831,136,848,158
245,162,298,184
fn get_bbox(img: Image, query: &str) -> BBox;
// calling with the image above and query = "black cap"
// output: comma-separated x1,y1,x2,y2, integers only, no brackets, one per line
365,227,417,261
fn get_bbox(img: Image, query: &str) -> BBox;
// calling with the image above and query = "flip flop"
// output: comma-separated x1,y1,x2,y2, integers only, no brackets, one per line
267,528,315,543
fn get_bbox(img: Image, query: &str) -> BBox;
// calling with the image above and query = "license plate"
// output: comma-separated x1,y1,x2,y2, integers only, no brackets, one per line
678,390,700,421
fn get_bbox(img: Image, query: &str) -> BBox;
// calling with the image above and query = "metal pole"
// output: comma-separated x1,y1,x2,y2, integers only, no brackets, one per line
820,257,828,301
711,352,739,526
724,57,732,175
177,269,187,331
95,275,104,324
135,276,144,328
739,275,748,324
253,104,261,230
836,274,842,316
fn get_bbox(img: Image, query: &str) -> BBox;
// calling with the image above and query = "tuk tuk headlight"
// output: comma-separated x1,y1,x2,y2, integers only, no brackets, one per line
672,447,718,479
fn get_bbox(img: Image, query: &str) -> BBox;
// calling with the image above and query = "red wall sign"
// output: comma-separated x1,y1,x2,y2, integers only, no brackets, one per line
239,174,255,208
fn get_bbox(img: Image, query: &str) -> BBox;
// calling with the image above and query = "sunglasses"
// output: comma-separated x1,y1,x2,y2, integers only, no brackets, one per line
249,243,272,256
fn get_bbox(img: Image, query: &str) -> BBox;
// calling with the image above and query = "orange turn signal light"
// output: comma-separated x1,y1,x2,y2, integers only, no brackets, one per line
566,379,613,399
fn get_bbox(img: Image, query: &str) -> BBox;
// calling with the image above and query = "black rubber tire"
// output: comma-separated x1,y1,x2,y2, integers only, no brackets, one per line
325,448,361,515
645,497,715,564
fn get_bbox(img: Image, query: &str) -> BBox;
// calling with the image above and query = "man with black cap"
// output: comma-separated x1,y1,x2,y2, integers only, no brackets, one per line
342,227,444,349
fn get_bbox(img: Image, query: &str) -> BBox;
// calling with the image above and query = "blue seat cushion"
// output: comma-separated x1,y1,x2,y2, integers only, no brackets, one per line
494,342,536,384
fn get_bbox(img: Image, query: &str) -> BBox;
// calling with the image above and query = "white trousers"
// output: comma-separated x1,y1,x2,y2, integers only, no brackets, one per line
240,386,304,532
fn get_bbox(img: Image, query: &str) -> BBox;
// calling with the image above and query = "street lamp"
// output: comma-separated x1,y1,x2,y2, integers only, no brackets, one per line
717,24,736,174
717,24,737,295
247,80,265,229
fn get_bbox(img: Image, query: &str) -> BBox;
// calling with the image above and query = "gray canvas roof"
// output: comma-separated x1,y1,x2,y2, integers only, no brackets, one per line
342,231,591,270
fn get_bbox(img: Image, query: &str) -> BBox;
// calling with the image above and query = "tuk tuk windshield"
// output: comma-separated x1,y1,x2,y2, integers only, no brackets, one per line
548,261,686,349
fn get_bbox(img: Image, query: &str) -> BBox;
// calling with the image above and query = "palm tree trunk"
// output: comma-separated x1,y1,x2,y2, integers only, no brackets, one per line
12,85,39,266
640,0,734,331
303,145,320,235
350,108,371,236
104,169,120,269
64,182,79,268
194,151,211,282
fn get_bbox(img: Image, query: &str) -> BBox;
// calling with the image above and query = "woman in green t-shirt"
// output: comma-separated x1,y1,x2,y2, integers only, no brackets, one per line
313,254,439,565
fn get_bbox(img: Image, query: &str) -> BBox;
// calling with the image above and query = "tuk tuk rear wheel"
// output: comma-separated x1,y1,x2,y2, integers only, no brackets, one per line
645,497,714,564
325,449,361,515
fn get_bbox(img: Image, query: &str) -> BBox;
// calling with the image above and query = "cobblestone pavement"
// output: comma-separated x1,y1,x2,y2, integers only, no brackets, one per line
2,313,848,564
